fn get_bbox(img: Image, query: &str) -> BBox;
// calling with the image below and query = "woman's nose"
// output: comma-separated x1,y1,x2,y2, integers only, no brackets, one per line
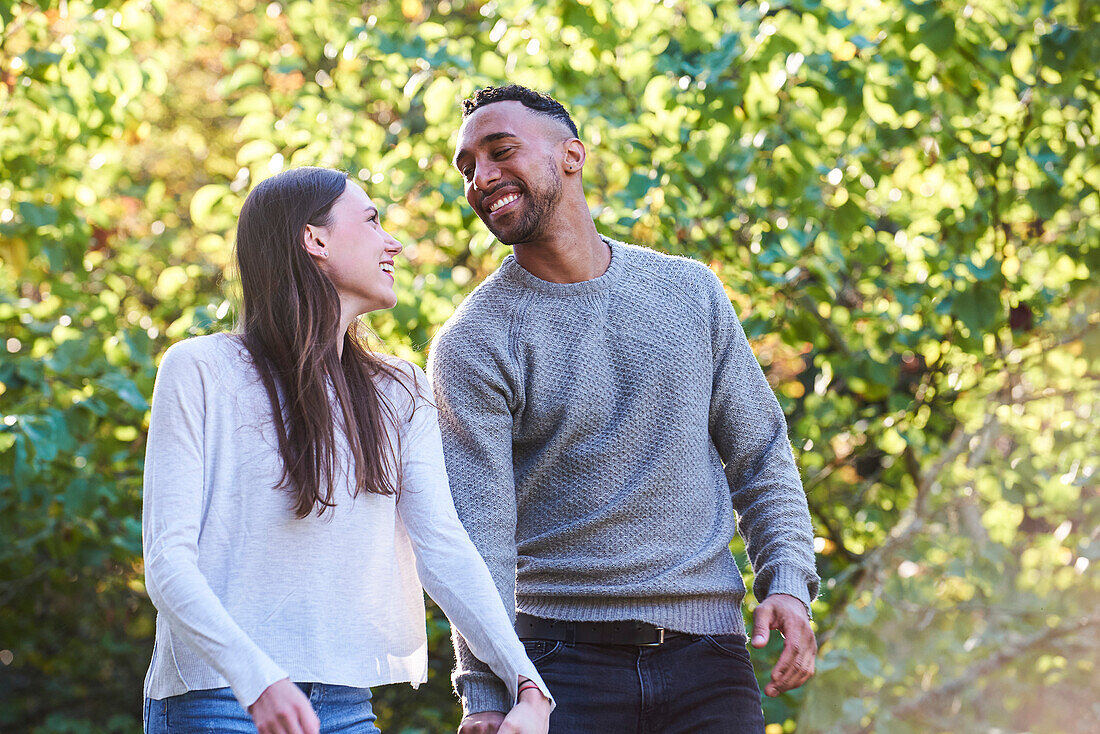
385,231,403,254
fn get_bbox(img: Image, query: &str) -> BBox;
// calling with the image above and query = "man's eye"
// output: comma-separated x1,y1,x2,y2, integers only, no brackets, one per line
461,169,473,181
493,147,512,158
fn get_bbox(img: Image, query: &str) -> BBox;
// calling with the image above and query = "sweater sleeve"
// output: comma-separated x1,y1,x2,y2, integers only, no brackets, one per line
426,330,519,716
141,341,288,708
703,271,820,613
395,365,552,714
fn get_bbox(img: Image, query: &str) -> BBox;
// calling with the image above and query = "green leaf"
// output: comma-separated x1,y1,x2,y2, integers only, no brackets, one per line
217,63,264,95
17,202,59,229
98,373,150,412
853,650,882,678
922,14,956,53
189,184,230,229
626,172,653,199
952,284,1000,335
846,602,877,627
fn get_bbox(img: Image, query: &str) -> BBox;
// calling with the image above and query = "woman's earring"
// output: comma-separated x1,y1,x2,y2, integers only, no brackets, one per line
322,251,329,258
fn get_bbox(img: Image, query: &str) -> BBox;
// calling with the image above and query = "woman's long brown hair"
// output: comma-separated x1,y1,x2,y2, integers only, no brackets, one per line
235,167,406,517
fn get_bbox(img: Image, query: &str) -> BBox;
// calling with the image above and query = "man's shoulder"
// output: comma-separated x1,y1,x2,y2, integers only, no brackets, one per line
431,266,516,359
613,239,726,315
615,238,721,287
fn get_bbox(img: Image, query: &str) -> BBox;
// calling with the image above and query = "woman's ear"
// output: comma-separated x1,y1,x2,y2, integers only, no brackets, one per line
302,224,329,260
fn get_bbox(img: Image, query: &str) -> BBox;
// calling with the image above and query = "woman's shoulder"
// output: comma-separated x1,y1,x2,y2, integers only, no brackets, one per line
160,331,245,364
374,354,427,393
374,352,421,375
157,333,252,384
372,354,433,417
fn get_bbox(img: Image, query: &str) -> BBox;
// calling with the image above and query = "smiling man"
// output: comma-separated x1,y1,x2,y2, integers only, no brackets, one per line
427,85,820,734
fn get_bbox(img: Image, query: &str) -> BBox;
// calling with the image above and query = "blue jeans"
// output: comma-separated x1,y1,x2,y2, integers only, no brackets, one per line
144,683,380,733
523,633,765,733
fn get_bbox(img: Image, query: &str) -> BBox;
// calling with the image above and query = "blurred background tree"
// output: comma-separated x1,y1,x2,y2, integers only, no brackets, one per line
1,0,1096,731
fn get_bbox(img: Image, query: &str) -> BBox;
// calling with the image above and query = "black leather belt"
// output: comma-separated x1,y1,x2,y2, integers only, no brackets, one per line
515,612,673,646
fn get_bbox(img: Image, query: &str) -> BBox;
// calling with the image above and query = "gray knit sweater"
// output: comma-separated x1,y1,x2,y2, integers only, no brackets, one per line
427,236,819,716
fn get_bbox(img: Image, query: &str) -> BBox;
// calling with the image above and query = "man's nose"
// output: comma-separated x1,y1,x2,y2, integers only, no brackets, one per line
473,162,500,192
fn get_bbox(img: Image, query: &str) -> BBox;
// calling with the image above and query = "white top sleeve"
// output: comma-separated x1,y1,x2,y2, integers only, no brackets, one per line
141,343,288,708
395,367,553,710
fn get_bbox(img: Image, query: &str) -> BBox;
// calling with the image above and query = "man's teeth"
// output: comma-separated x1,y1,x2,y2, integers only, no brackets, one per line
489,193,519,212
380,263,393,273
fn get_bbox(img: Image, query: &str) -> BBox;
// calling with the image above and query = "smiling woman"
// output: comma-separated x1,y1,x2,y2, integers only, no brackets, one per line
233,169,406,517
298,180,403,319
140,167,554,733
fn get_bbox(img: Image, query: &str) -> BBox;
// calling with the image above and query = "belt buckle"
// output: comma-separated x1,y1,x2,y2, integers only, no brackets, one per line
639,627,665,646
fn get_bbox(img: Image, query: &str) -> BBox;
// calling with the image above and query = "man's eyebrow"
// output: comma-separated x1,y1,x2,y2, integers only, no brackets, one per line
453,131,518,166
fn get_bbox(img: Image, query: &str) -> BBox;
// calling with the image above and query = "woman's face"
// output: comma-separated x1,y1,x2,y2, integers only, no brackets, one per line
310,181,403,315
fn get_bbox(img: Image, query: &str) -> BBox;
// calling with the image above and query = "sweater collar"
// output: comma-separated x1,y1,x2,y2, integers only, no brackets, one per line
498,235,624,296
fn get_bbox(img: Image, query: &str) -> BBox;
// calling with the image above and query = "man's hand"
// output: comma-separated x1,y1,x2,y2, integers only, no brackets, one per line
459,711,505,734
459,682,550,734
751,593,817,697
248,678,320,734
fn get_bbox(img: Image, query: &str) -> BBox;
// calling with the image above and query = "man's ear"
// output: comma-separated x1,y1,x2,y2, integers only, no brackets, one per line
562,138,586,174
302,223,328,260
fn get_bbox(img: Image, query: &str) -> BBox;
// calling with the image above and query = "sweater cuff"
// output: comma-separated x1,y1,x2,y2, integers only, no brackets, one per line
456,672,513,717
219,639,290,709
763,565,816,619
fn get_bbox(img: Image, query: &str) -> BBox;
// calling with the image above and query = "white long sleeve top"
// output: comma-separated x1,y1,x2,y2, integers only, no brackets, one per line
141,333,551,710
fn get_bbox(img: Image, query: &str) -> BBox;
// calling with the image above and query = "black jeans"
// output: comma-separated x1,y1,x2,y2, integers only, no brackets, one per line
523,632,765,734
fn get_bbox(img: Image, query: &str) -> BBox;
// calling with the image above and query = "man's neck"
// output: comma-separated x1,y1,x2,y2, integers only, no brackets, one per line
512,219,610,284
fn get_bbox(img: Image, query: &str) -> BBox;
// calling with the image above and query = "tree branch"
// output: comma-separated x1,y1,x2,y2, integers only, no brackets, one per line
788,285,855,358
819,415,999,648
891,614,1100,723
808,501,863,564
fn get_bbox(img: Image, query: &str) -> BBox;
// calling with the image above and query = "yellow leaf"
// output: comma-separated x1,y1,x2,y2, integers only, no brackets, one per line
1011,42,1033,82
863,86,897,126
833,41,858,62
781,381,806,398
423,77,455,125
237,139,278,166
0,236,28,278
401,0,423,21
154,265,190,300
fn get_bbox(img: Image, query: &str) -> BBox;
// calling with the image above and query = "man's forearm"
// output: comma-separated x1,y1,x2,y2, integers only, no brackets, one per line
453,651,514,717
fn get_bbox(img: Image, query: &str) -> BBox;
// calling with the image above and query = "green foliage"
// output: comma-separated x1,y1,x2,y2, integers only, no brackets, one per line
2,0,1097,731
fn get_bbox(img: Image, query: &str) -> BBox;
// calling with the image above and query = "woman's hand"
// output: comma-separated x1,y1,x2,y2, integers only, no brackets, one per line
498,681,551,734
248,678,321,734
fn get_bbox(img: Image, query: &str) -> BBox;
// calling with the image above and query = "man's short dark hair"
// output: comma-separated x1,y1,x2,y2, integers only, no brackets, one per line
461,85,579,138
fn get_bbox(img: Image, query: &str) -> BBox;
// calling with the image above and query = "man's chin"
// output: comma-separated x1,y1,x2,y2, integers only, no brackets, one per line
486,220,539,247
486,224,520,246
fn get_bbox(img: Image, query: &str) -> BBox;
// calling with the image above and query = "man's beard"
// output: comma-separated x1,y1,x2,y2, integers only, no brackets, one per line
488,158,562,246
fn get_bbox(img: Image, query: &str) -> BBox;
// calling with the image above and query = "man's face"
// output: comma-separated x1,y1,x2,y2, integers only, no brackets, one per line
453,101,565,245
